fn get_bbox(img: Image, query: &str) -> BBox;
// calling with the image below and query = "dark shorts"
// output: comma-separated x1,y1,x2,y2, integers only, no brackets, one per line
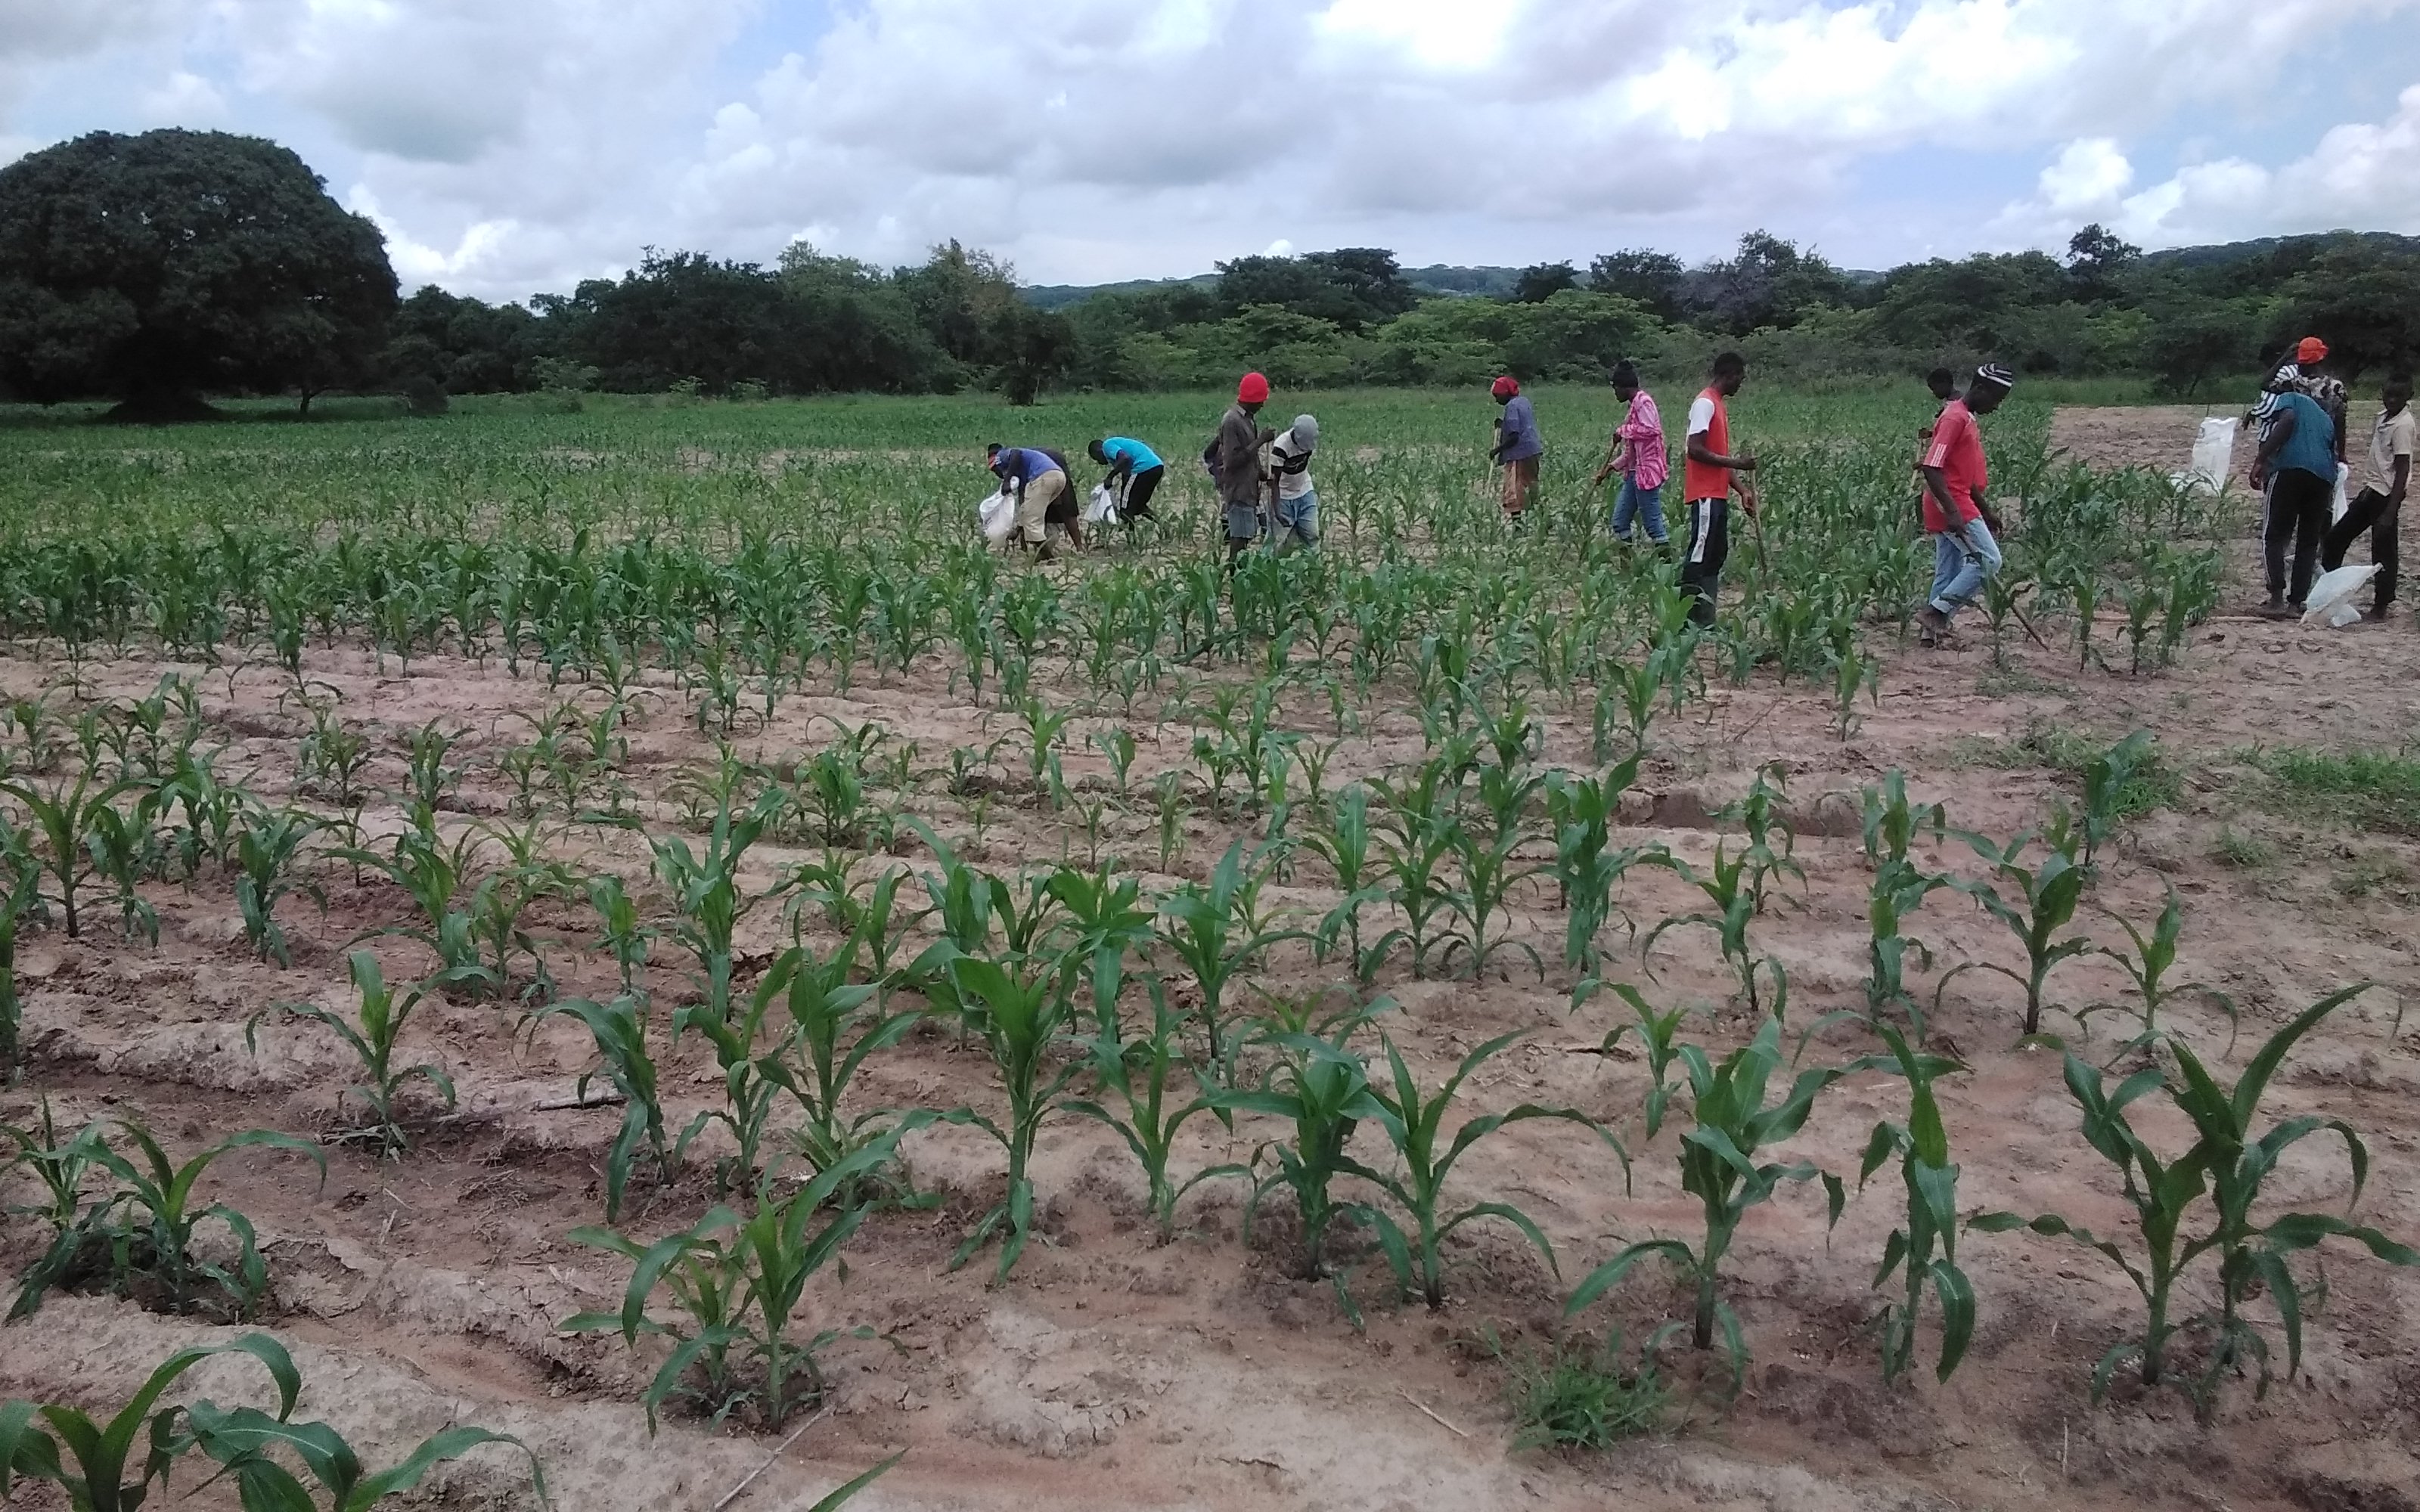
1045,489,1078,525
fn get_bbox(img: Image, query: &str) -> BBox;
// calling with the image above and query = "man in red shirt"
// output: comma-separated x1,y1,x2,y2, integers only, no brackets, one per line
1679,352,1758,626
1913,364,2013,645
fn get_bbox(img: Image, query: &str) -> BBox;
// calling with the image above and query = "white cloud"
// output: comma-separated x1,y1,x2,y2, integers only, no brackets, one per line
1998,83,2420,248
0,0,2413,296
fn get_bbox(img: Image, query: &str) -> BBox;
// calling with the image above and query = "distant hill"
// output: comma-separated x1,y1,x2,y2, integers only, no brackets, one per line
2142,229,2420,270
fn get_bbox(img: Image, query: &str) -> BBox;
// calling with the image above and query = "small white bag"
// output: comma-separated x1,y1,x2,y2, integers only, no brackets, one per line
2301,563,2378,627
2332,462,2352,524
1083,483,1118,525
977,490,1015,547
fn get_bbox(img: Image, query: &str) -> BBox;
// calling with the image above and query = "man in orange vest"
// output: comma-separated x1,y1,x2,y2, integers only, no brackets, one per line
1679,352,1758,626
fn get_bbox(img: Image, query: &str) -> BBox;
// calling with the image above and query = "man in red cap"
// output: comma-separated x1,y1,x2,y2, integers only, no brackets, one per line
1215,372,1275,569
1490,375,1542,522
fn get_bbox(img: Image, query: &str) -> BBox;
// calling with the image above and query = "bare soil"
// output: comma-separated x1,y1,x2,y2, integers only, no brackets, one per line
3,407,2417,1512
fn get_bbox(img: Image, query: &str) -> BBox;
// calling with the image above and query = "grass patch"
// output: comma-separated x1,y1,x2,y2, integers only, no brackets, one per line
1950,720,2183,820
2210,825,2277,869
1494,1330,1670,1450
2241,747,2420,837
1973,666,2074,699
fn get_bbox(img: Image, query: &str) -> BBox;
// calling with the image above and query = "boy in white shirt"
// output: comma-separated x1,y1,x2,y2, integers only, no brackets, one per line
1267,414,1320,553
2321,372,2413,621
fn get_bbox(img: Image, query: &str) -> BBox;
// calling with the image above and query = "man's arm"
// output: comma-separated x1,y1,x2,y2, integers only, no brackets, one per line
2251,410,2295,487
1919,464,1958,520
2391,451,2411,507
1686,435,1756,471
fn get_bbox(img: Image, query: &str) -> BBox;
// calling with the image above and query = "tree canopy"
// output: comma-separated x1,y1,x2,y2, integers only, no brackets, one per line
0,129,396,417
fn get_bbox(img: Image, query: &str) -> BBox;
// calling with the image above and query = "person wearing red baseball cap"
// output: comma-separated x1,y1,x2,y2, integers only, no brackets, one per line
1212,372,1276,569
1489,375,1543,522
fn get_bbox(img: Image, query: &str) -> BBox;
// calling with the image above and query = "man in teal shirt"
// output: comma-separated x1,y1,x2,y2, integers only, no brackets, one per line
2251,383,2338,615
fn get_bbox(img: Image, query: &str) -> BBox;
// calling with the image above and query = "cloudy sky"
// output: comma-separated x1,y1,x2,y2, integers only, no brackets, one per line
4,0,2417,302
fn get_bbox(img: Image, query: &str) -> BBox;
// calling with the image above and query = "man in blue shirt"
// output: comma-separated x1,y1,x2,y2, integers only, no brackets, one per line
1087,436,1164,523
2251,381,2338,615
1491,375,1543,523
986,442,1069,560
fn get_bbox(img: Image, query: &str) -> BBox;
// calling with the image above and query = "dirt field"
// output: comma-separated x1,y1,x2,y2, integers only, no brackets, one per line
4,406,2417,1512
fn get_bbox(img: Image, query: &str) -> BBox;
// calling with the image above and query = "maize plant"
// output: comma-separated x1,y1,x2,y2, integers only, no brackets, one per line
247,952,486,1155
1856,1023,1975,1385
1216,1018,1387,1284
942,953,1087,1278
1154,838,1305,1070
233,804,326,967
646,787,784,1024
1645,843,1782,1018
0,1333,304,1512
1938,826,2093,1039
1565,1018,1848,1383
567,1136,904,1430
762,941,923,1182
11,1118,324,1323
2080,884,2237,1061
536,995,673,1221
1351,1030,1621,1309
1575,980,1692,1138
1062,971,1252,1243
1974,985,2418,1416
2077,729,2156,872
2,770,131,940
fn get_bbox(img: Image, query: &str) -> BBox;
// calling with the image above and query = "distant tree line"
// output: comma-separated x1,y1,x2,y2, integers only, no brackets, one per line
2,128,2415,417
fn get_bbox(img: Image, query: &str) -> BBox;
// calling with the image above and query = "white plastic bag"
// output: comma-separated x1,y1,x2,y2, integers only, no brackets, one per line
2301,563,2378,627
1083,482,1118,525
977,489,1015,547
2180,417,2237,494
2332,462,2352,524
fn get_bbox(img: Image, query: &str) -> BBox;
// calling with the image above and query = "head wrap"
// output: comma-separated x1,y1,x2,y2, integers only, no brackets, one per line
2296,336,2328,364
1290,415,1318,450
1237,371,1270,404
1975,364,2015,390
1491,375,1520,399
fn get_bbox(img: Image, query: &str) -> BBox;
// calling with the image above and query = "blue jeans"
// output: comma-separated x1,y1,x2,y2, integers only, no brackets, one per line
1928,519,2003,621
1271,489,1319,551
1612,476,1666,544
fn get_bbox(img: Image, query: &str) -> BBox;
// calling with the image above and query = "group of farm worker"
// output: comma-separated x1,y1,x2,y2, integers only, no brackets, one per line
2246,336,2412,622
983,372,1322,569
981,339,2414,640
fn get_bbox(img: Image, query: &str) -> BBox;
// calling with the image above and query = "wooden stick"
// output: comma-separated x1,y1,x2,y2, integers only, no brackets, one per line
2006,590,2052,649
1398,1388,1470,1439
530,1092,627,1112
709,1408,828,1512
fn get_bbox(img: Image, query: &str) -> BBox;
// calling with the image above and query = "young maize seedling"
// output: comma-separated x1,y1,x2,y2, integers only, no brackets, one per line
585,872,657,1002
567,1136,903,1431
1974,985,2417,1416
2080,883,2237,1062
1719,763,1804,915
335,807,492,980
1304,784,1392,989
647,787,785,1024
1565,1018,1848,1384
1856,1023,1975,1385
2,770,132,940
233,804,326,967
1,1100,107,1233
942,953,1087,1279
1353,1030,1621,1309
1044,863,1155,1036
1544,760,1665,975
1155,838,1307,1071
761,941,923,1184
1216,1021,1386,1283
1866,858,1947,1030
1573,980,1692,1139
11,1118,324,1323
1370,785,1463,982
248,952,485,1156
182,1405,547,1511
1644,843,1782,1018
536,995,673,1221
1937,827,2092,1040
1062,971,1251,1244
2077,729,2155,872
674,963,797,1201
1442,820,1545,981
0,1333,303,1512
1858,771,1944,869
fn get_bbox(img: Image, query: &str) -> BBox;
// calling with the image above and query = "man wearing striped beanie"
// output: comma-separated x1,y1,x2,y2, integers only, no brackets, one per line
1913,364,2015,645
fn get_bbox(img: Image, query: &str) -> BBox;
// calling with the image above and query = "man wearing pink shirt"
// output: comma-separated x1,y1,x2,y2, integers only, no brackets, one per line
1592,360,1668,546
